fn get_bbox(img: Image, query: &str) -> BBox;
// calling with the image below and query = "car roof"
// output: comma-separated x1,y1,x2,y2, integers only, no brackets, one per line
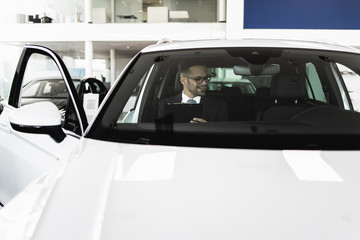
141,38,360,54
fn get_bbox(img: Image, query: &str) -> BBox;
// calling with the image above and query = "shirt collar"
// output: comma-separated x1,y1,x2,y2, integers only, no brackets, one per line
181,91,201,103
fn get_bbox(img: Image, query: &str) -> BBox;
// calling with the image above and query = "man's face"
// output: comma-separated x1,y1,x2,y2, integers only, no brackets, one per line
181,65,209,98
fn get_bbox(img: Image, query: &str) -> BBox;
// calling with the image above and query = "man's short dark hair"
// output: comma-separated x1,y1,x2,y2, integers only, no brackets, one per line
178,62,206,75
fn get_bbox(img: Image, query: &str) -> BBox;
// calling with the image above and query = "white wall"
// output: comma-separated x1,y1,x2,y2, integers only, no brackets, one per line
115,56,132,78
225,0,244,39
0,44,22,98
0,2,18,24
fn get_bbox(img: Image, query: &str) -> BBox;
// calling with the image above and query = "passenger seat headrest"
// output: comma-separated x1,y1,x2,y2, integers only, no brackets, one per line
270,75,307,100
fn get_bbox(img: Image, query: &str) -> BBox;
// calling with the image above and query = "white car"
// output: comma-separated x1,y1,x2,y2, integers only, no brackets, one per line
2,39,360,240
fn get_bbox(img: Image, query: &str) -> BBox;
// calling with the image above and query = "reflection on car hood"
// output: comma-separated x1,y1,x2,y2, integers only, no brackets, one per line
6,138,360,239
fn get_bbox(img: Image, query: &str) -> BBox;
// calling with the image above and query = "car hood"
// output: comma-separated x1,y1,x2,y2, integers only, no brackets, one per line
6,138,360,239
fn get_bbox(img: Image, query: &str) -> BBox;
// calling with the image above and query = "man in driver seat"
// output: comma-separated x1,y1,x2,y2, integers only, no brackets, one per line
158,63,228,123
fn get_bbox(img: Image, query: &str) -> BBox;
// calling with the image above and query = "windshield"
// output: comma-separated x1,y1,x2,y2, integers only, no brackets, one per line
87,47,360,149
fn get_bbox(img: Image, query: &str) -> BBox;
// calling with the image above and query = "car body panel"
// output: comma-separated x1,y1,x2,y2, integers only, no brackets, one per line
0,102,79,204
2,138,360,239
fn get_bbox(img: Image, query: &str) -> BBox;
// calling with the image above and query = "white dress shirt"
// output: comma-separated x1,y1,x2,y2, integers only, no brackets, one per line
181,91,201,103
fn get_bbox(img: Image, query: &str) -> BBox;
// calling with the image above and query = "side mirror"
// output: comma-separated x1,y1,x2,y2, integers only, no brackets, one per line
9,101,66,143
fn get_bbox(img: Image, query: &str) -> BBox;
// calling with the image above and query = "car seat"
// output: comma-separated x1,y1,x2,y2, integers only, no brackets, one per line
257,74,309,120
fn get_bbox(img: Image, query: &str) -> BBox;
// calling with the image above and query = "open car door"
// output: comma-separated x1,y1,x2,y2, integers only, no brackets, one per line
0,45,88,205
9,45,88,134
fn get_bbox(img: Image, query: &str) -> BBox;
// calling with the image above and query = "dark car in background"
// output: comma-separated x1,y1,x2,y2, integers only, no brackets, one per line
21,77,108,124
21,77,108,109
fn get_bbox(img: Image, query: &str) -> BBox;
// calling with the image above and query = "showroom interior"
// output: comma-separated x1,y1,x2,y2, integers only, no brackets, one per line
1,0,360,100
2,1,360,237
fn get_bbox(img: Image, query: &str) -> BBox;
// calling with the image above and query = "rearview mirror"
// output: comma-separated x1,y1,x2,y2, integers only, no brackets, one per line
9,101,66,143
233,64,280,76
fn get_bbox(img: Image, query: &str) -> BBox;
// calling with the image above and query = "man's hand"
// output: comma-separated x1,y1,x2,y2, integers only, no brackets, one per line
190,117,207,123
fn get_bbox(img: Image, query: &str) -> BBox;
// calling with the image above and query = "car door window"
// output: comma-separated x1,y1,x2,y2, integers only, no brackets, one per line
337,63,360,112
305,62,327,103
21,54,64,104
20,53,73,128
120,71,148,123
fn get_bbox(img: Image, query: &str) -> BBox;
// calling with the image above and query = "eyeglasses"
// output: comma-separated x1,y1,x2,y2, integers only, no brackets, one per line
184,74,212,84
